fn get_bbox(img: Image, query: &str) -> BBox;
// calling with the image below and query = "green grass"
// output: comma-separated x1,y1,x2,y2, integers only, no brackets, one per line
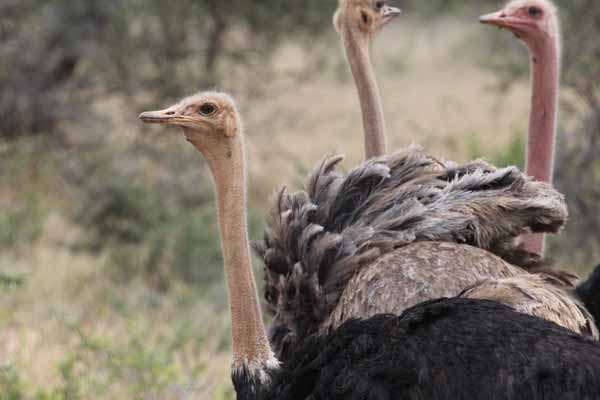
468,131,525,169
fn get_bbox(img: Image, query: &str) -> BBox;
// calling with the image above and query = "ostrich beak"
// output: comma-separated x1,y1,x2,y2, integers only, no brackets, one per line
479,11,534,33
479,11,507,27
382,5,402,24
139,106,180,124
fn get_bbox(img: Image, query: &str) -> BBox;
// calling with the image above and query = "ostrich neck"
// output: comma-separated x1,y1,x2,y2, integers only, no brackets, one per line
527,37,559,184
341,25,387,159
522,36,560,255
201,136,274,370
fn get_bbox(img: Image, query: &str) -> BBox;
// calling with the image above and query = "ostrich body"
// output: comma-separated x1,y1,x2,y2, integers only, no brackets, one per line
255,0,596,359
139,92,600,400
480,0,561,255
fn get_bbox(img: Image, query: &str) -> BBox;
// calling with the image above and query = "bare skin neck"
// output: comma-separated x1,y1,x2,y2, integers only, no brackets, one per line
521,35,560,255
189,131,274,369
340,24,387,159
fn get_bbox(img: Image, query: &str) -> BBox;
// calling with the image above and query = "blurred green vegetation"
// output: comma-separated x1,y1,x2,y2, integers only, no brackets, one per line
0,0,335,139
0,194,47,250
468,133,526,170
71,171,263,292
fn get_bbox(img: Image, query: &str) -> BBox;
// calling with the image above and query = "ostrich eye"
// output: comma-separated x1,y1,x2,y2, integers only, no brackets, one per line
198,103,217,116
375,1,385,10
528,6,542,17
361,10,369,25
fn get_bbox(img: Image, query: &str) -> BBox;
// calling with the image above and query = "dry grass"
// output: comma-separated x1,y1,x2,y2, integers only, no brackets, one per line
1,214,235,399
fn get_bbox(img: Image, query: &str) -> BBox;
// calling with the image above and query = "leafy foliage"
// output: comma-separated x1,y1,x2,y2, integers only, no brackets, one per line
0,0,333,139
67,154,262,291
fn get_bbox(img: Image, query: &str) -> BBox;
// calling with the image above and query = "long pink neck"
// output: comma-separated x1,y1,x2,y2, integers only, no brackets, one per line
521,36,560,255
341,25,387,159
199,135,274,369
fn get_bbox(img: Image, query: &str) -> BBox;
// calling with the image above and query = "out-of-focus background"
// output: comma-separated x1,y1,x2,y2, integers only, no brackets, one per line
1,0,598,398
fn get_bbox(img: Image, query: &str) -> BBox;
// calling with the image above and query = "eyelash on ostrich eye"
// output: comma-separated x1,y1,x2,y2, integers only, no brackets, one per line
375,1,384,10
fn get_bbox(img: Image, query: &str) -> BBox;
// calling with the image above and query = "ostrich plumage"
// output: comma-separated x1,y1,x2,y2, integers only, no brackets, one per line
253,149,597,358
233,298,600,400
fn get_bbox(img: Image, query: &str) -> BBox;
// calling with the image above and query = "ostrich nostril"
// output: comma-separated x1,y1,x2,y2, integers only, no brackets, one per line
165,111,175,115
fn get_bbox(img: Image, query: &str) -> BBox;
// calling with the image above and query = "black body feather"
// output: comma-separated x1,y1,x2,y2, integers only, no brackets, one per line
233,298,600,400
577,264,600,329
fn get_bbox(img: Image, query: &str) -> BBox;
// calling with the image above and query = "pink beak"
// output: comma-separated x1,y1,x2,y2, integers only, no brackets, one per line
479,11,508,27
139,107,179,124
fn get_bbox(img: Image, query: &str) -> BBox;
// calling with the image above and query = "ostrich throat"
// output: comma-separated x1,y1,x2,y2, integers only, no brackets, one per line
341,24,387,159
527,36,559,184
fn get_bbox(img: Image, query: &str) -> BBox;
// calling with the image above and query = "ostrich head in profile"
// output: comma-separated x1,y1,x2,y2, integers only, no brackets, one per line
334,0,401,37
479,0,559,47
139,92,241,152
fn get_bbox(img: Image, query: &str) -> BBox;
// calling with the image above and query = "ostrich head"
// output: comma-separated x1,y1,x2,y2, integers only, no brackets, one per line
334,0,401,37
139,91,241,155
479,0,559,46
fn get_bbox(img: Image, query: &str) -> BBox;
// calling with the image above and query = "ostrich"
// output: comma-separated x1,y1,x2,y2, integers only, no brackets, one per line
333,0,401,158
481,0,600,327
139,92,600,400
255,0,596,359
480,0,560,255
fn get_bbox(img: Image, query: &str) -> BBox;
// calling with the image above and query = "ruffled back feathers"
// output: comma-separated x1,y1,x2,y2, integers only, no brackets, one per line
252,146,568,356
